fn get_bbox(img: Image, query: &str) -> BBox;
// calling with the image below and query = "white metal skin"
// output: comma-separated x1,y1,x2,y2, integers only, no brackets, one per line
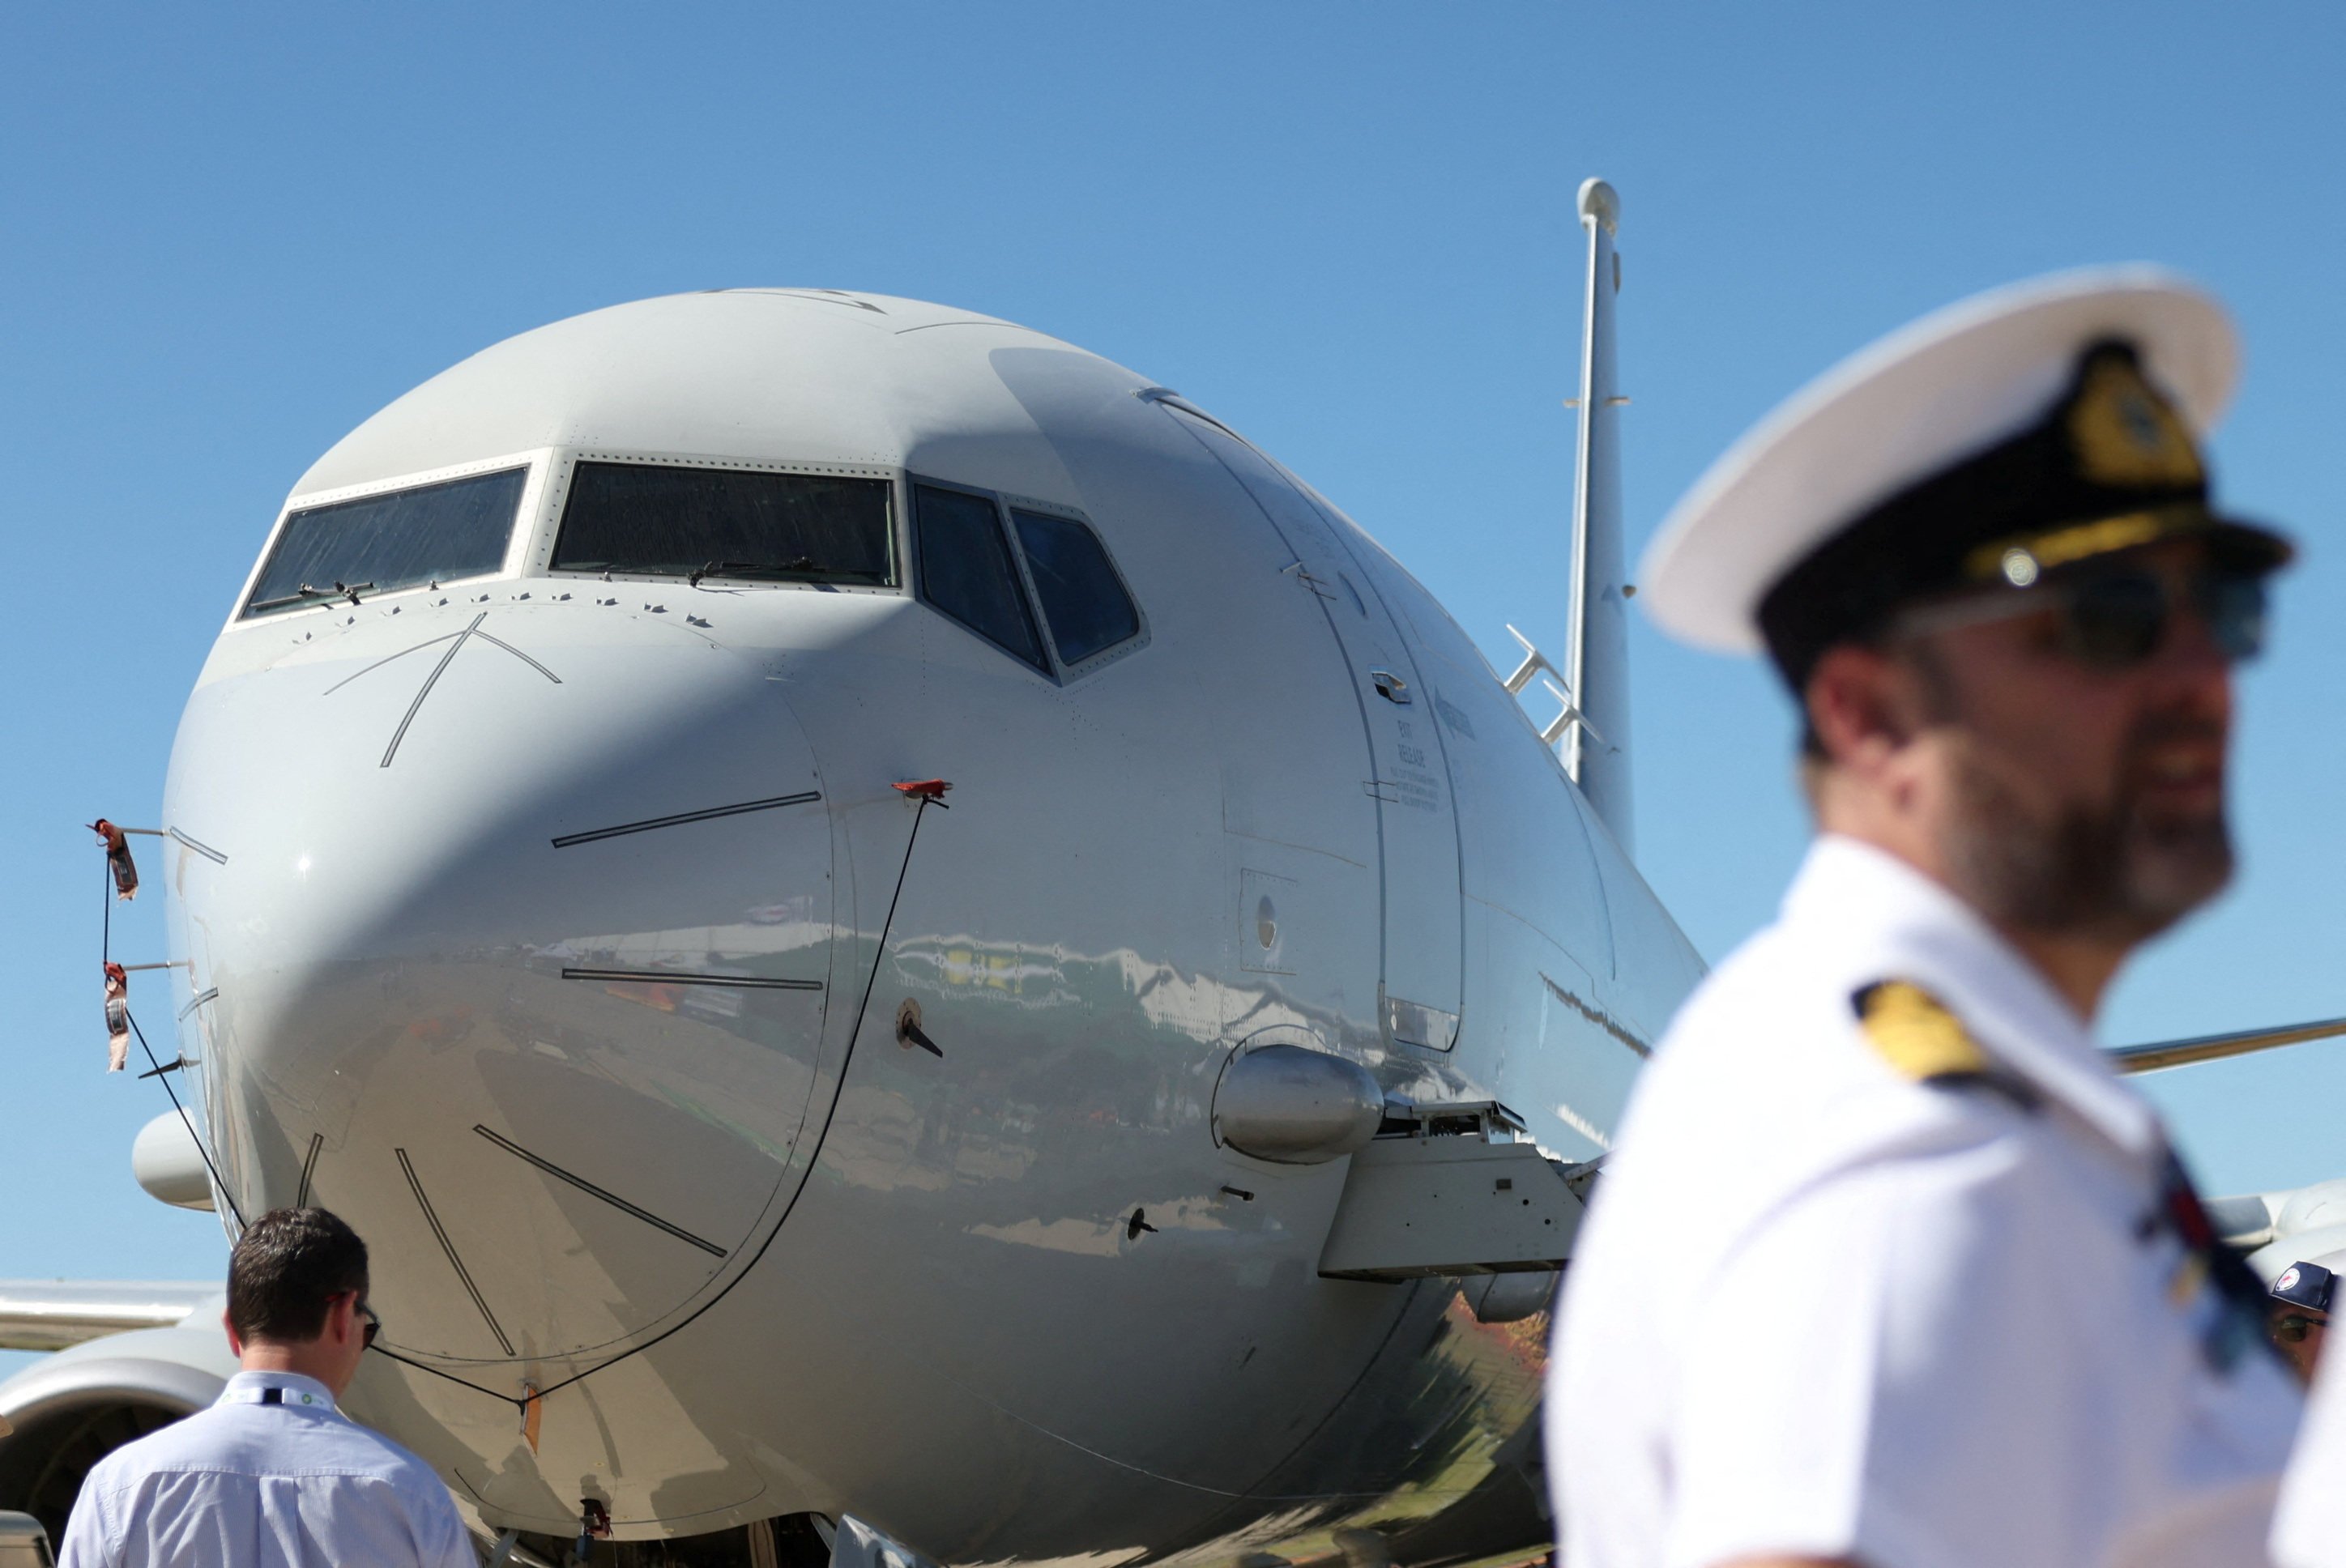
149,289,1704,1557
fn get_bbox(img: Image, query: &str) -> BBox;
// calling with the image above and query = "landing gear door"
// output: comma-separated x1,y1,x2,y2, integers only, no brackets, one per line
1157,402,1464,1050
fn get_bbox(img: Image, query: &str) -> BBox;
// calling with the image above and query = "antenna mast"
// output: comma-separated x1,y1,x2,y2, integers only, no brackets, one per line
1503,177,1635,853
1563,179,1619,781
1561,177,1635,853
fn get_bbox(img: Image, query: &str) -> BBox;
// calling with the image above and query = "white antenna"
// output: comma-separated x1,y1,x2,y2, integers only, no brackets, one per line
1563,178,1615,782
1560,176,1635,854
1498,178,1635,853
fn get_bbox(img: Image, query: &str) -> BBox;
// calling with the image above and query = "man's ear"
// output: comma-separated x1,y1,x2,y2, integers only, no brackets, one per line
1806,642,1927,773
221,1308,242,1356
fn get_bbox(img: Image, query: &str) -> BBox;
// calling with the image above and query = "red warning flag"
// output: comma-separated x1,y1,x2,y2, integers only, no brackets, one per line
104,962,130,1072
892,779,952,801
91,820,139,901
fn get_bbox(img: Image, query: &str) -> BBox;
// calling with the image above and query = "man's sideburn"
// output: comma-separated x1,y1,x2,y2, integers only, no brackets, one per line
1903,636,2235,946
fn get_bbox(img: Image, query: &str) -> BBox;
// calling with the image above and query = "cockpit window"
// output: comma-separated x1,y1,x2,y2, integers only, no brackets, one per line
1010,509,1140,665
243,467,527,617
552,462,895,586
914,484,1045,670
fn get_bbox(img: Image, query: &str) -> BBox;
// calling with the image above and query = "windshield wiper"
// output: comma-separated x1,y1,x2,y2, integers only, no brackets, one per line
561,561,668,581
562,560,881,586
250,586,335,611
689,558,837,586
250,580,373,611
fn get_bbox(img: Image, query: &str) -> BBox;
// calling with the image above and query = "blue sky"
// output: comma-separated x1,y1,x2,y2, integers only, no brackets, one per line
4,4,2343,1372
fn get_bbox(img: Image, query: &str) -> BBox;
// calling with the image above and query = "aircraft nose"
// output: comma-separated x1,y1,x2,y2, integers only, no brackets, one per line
166,599,835,1371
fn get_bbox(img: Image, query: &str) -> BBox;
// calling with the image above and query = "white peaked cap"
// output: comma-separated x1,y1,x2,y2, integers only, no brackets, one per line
1640,266,2241,654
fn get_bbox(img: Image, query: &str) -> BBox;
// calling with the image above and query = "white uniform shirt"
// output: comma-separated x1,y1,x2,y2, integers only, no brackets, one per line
57,1370,473,1568
2274,1342,2346,1564
1550,836,2300,1568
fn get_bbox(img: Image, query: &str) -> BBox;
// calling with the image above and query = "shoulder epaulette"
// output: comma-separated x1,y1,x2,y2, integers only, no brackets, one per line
1851,979,2039,1110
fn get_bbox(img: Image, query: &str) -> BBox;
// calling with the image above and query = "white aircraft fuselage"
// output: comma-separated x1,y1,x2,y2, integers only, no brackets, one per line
156,288,1701,1557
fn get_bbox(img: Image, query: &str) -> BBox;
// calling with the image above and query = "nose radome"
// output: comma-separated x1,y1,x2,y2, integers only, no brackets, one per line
167,601,835,1370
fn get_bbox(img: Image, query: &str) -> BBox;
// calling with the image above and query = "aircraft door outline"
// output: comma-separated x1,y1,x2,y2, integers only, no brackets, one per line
1154,402,1465,1052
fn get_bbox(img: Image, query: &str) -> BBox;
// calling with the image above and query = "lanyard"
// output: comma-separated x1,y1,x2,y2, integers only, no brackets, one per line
221,1381,339,1416
2151,1144,2278,1376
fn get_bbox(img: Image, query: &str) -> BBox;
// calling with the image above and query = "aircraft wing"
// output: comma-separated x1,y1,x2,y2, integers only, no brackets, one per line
0,1281,216,1353
2107,1015,2346,1075
2099,1016,2346,1272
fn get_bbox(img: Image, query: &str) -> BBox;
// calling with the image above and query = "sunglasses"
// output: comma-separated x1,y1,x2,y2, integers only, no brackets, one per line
348,1296,381,1349
1893,562,2271,671
2276,1313,2327,1344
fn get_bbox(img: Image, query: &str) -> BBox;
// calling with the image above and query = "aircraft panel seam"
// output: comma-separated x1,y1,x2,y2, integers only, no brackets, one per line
380,614,484,769
473,1126,728,1259
167,828,228,865
550,790,821,848
558,968,822,991
395,1146,515,1357
296,1131,323,1208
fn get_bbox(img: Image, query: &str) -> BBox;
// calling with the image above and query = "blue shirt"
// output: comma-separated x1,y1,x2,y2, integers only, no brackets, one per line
57,1370,472,1567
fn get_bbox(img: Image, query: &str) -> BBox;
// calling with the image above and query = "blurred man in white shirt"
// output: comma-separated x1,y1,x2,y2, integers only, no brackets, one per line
1553,271,2302,1568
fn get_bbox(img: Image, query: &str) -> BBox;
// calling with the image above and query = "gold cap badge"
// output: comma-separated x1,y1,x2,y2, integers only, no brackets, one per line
2069,347,2204,488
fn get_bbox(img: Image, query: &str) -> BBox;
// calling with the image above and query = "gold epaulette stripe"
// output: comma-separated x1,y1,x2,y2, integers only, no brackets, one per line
1853,979,1993,1081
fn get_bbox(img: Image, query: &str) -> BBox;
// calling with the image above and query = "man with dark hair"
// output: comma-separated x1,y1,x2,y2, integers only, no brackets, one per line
1549,271,2302,1567
58,1208,471,1566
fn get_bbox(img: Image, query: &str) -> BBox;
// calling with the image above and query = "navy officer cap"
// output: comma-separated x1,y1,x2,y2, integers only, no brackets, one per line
1640,267,2293,690
2272,1259,2338,1317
